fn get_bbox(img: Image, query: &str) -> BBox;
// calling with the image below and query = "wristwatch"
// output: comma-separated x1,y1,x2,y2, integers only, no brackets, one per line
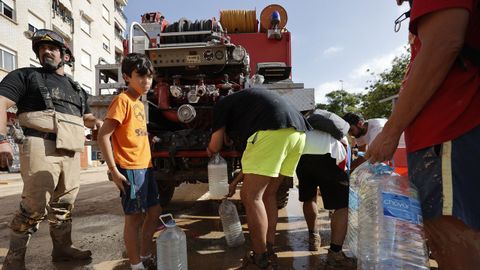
0,133,7,142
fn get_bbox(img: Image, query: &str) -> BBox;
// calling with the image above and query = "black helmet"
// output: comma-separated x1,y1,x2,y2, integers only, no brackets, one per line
32,29,66,55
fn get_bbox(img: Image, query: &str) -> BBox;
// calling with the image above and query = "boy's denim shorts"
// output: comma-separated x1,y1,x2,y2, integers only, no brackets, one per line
117,166,160,215
407,125,480,229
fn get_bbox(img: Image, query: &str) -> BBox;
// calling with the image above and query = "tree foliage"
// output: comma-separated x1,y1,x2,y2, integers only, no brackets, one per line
360,49,410,119
316,47,410,119
316,90,362,116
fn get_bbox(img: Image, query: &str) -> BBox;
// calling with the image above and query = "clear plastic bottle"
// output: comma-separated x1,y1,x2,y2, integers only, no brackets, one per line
219,199,245,247
356,164,430,270
208,153,229,198
345,162,371,257
346,161,380,257
156,214,188,270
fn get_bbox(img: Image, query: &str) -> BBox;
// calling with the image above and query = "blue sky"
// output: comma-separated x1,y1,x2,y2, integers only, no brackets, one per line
124,1,410,103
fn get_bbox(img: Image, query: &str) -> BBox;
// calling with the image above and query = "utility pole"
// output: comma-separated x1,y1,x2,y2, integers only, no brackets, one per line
339,80,345,113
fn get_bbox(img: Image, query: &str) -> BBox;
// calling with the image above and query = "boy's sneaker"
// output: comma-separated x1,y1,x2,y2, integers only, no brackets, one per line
141,256,157,270
308,232,321,251
326,249,356,269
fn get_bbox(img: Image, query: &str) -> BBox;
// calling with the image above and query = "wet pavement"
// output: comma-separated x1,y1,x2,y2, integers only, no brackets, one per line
0,167,436,269
0,166,339,270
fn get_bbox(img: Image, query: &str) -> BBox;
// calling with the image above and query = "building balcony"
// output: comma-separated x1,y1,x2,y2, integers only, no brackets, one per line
114,35,124,52
114,4,127,23
52,1,74,34
52,14,73,36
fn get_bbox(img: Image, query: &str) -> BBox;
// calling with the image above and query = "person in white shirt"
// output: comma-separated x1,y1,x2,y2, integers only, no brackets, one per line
342,113,387,149
296,128,355,268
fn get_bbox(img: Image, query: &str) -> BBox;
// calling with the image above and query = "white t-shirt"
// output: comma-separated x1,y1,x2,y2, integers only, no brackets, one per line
355,118,387,147
302,130,347,165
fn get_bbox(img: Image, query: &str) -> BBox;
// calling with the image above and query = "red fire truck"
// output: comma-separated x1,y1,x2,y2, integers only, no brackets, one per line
91,5,315,206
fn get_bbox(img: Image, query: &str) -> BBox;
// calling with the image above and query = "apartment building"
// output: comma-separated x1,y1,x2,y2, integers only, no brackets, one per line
0,0,128,94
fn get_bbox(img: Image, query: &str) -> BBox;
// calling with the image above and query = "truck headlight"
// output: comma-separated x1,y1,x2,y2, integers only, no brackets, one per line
232,46,246,61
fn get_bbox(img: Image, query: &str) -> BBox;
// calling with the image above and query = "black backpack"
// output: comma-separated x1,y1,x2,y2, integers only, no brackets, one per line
307,110,350,141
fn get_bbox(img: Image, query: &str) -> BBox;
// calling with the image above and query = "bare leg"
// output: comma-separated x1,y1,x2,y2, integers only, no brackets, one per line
424,216,480,269
302,192,318,233
263,175,283,245
140,205,161,257
330,208,348,245
240,174,271,254
124,214,143,265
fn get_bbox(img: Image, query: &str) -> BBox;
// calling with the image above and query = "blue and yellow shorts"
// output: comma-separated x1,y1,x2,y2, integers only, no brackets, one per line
407,125,480,229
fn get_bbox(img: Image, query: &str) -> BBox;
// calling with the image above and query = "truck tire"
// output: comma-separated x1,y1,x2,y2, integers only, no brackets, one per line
158,184,175,207
276,177,292,209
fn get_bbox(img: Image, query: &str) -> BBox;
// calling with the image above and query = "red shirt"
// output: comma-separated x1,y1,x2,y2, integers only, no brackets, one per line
404,0,480,153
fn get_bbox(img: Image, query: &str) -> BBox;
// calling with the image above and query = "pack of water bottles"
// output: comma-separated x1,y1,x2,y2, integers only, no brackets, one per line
346,162,430,270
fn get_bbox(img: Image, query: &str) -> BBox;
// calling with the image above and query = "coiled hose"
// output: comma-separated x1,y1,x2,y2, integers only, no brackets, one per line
219,10,257,33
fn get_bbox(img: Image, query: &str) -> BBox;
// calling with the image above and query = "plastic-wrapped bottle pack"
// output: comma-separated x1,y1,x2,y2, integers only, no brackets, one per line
347,162,430,270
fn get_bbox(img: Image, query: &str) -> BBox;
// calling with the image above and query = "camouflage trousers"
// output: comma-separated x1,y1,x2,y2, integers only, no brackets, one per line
9,136,81,233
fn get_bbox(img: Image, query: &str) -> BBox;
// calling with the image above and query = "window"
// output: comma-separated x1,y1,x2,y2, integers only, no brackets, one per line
114,22,124,40
102,5,109,23
28,24,37,33
28,11,44,33
0,45,16,71
115,51,122,63
1,0,14,20
80,16,91,34
102,35,110,52
80,49,91,69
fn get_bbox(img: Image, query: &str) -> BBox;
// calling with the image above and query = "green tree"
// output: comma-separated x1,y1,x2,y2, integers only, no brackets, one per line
316,90,362,116
360,48,410,119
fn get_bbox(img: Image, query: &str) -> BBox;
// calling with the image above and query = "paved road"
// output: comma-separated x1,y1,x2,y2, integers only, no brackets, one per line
0,166,339,270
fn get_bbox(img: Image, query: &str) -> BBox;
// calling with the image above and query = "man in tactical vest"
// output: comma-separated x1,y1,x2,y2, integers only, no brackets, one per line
0,29,103,269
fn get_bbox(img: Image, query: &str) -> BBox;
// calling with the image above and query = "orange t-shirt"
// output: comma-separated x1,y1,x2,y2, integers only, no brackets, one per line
106,92,151,169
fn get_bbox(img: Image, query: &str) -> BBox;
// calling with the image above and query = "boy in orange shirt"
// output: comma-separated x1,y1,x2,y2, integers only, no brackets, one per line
98,53,161,270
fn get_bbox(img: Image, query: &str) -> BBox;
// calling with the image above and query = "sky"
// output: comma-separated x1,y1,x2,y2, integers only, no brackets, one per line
124,1,410,103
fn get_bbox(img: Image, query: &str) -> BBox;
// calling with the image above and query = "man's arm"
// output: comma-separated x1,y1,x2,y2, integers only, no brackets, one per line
207,127,225,156
0,96,16,168
97,118,128,193
83,113,103,130
366,8,470,162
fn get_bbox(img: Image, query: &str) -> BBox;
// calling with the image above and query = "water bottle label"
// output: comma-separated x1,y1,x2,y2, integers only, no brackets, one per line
410,197,423,224
382,192,422,225
349,188,359,211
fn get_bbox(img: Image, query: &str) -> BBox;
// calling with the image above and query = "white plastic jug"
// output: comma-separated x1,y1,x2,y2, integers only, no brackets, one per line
219,199,245,247
208,153,229,198
156,214,188,270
